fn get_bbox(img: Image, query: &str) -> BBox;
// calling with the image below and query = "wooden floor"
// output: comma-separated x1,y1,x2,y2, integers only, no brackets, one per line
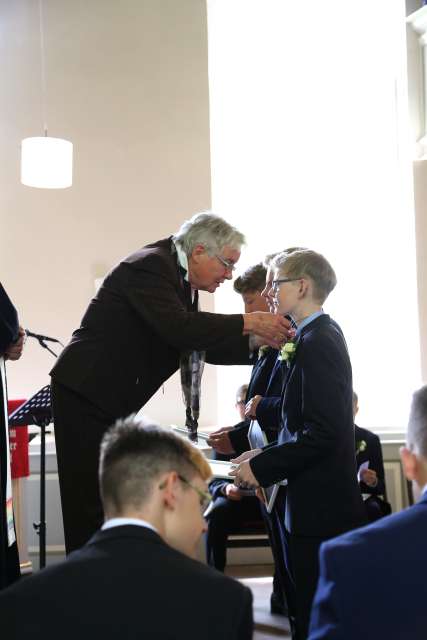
226,565,291,639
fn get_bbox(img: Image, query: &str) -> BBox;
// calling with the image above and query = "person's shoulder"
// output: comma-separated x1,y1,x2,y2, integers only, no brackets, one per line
170,549,251,600
354,424,380,445
322,501,427,564
300,315,348,359
122,237,173,268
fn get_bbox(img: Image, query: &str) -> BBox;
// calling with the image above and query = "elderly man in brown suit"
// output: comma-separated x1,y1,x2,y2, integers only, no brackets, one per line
51,211,290,553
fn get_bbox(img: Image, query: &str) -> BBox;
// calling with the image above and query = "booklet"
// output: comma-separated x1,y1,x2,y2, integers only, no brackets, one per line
247,420,285,514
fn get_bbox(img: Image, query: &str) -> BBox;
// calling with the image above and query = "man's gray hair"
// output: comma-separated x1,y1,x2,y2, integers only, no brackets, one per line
408,385,427,458
173,211,246,256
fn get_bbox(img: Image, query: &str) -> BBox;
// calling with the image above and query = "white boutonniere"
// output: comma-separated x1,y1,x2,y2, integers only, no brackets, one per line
356,440,367,455
258,345,269,360
279,340,297,367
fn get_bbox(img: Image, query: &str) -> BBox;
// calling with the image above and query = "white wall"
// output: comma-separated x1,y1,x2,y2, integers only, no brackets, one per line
1,0,219,428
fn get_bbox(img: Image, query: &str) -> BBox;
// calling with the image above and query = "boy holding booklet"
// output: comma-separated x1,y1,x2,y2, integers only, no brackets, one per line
229,249,366,640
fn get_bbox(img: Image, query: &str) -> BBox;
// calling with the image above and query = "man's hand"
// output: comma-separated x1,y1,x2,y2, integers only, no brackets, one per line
225,484,243,501
4,326,26,361
245,395,262,419
360,468,378,487
243,312,292,350
207,427,235,455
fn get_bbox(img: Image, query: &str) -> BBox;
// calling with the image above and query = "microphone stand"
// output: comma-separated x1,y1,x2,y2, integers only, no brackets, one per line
15,330,63,568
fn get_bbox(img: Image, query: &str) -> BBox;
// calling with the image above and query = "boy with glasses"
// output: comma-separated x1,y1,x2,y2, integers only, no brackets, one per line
230,249,366,639
0,418,253,640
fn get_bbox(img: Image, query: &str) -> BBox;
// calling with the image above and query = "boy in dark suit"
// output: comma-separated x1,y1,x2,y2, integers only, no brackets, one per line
308,385,427,640
353,391,391,521
230,249,366,639
0,418,253,640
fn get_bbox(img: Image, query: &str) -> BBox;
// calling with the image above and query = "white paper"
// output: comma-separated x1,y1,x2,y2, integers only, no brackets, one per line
357,459,370,482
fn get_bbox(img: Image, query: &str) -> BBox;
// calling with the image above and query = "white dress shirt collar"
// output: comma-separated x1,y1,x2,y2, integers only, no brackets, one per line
101,517,159,534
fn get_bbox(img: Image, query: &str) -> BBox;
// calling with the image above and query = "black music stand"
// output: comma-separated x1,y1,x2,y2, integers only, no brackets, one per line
9,385,52,569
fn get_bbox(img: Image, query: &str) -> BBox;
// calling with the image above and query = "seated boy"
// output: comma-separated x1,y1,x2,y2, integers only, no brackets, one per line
230,249,366,640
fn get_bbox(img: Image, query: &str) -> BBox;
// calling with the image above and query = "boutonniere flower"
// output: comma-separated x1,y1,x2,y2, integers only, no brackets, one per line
258,345,269,359
278,340,297,367
356,440,367,455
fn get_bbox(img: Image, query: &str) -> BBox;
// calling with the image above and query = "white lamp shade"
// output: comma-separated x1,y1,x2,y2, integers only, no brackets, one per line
21,136,73,188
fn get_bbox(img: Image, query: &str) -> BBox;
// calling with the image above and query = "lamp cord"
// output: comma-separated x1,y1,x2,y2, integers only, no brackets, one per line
38,0,48,136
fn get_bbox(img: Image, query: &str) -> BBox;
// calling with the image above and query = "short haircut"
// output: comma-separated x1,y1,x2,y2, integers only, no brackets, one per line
233,263,267,294
263,247,306,268
99,417,212,515
273,249,337,304
236,383,248,404
173,212,246,257
408,385,427,458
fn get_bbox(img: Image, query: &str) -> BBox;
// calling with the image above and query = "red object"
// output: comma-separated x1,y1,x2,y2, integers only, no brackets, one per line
8,398,30,479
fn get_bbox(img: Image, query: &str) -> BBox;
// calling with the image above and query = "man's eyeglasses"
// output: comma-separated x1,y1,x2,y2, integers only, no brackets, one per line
178,474,212,512
159,474,212,513
215,254,236,272
271,277,301,293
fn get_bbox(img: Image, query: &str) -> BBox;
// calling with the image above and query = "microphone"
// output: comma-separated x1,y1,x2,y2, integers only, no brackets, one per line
25,329,62,344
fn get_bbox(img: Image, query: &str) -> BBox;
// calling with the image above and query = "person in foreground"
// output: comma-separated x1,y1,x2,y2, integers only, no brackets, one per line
308,384,427,640
0,418,253,640
230,250,366,639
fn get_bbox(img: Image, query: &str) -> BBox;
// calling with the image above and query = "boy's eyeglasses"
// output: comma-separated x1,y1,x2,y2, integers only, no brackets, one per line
271,277,301,293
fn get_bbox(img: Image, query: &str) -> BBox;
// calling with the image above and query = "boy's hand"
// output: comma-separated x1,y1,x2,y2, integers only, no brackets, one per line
245,395,262,418
229,459,259,489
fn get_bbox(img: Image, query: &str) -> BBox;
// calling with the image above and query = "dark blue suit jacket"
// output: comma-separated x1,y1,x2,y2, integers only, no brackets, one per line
251,314,366,537
355,424,386,496
211,347,278,498
308,492,427,639
228,347,280,456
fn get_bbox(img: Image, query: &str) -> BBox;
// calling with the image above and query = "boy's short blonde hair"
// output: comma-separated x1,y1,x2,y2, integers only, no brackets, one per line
274,249,337,304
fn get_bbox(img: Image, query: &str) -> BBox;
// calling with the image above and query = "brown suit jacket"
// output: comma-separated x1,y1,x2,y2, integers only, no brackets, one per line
51,237,250,419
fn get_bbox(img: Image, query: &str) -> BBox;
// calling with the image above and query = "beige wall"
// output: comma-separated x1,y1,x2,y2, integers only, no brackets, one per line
1,0,219,427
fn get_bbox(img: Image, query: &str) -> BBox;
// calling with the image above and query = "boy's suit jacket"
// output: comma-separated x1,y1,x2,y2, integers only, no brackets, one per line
355,424,386,495
51,237,250,419
250,314,366,537
228,347,280,456
308,492,427,640
211,346,279,497
0,525,253,640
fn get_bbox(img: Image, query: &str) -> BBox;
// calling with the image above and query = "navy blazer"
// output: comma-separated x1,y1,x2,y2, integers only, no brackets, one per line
211,347,279,497
0,525,253,640
308,492,427,640
228,347,280,455
251,314,366,537
355,424,386,496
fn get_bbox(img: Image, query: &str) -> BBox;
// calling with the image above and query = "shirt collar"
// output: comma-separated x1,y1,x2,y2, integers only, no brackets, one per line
172,237,190,282
295,309,324,337
102,517,159,534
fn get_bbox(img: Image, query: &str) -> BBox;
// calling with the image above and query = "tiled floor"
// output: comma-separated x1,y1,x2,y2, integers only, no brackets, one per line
227,565,291,639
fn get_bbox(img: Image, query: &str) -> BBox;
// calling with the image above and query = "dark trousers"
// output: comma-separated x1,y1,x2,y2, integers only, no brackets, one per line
262,487,293,610
51,381,114,554
205,494,262,571
284,533,325,640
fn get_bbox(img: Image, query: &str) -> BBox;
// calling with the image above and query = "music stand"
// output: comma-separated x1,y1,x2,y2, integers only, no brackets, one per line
9,385,52,569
